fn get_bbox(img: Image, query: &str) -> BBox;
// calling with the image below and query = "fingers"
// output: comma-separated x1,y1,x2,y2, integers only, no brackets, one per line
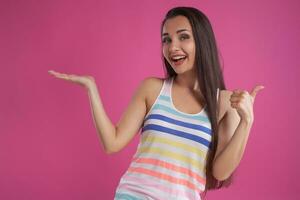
48,70,72,81
48,70,66,76
230,96,240,101
230,90,247,103
230,90,248,104
231,89,246,96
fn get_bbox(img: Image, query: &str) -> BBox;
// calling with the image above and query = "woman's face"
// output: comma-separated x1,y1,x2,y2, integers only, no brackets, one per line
162,15,196,74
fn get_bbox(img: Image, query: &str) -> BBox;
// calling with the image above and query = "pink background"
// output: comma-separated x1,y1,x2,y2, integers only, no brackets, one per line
0,0,299,199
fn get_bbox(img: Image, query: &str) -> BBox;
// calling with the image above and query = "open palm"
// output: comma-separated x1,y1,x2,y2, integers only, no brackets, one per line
48,70,95,89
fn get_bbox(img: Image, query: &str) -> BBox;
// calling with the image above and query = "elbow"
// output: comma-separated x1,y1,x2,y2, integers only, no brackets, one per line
212,165,231,181
104,148,115,155
104,146,118,154
105,151,116,155
102,137,119,154
213,172,229,181
104,144,120,155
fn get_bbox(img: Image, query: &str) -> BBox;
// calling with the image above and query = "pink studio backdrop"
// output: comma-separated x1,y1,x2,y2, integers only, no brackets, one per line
0,0,299,199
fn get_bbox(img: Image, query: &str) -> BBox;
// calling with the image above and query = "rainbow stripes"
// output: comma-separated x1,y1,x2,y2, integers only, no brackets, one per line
115,77,212,200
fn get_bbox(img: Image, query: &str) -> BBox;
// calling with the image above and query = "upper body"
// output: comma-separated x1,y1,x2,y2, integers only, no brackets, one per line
112,14,242,184
113,76,241,199
112,76,241,177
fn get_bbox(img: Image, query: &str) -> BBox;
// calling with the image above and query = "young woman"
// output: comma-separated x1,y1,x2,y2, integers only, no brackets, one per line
48,6,264,200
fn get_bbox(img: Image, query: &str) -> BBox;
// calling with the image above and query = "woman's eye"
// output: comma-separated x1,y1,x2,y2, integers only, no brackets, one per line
180,34,190,40
162,35,189,44
162,38,170,43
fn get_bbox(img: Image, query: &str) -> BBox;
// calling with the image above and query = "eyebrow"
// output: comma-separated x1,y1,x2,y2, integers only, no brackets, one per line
162,29,190,37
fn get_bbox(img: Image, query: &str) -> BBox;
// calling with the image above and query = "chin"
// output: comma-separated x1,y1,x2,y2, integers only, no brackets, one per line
173,67,193,74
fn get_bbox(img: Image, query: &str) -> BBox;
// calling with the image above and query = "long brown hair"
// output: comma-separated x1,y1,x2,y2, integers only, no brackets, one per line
160,6,234,199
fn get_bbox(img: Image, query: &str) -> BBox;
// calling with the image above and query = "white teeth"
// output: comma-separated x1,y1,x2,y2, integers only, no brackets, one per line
172,56,185,59
171,56,186,61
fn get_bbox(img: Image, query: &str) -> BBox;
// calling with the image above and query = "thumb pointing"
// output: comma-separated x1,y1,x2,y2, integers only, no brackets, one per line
251,85,265,99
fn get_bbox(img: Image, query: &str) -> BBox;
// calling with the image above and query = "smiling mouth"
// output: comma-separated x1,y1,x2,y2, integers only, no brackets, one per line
171,56,187,65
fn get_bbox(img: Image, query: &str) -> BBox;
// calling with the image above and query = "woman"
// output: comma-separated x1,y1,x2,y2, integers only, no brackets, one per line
48,6,264,200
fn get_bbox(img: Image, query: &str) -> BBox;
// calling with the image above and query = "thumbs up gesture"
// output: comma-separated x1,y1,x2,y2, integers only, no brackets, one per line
230,85,265,123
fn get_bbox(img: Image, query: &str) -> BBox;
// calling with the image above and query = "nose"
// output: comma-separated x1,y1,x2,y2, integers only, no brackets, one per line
168,39,181,52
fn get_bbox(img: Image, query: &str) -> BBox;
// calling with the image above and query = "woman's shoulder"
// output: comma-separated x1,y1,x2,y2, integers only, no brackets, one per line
142,76,165,84
140,76,165,93
139,77,165,110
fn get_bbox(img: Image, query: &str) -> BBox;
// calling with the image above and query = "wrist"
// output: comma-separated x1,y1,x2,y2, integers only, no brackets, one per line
86,79,97,92
240,118,253,126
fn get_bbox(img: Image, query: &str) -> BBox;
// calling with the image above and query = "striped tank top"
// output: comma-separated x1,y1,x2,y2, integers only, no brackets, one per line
115,76,219,200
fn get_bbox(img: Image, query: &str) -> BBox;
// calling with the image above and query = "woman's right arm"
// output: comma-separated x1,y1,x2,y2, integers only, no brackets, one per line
86,78,149,154
86,82,116,153
48,70,150,154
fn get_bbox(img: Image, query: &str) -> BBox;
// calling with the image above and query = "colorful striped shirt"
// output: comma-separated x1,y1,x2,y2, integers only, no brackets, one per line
115,76,217,200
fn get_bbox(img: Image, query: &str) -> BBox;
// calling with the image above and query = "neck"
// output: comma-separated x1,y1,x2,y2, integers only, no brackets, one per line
174,73,200,92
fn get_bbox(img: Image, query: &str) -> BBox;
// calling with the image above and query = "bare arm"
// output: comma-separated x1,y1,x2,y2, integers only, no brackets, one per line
48,70,150,154
212,90,253,181
86,78,150,154
86,82,116,153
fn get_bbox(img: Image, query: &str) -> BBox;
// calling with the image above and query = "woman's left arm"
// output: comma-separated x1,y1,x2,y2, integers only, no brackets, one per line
212,85,265,181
